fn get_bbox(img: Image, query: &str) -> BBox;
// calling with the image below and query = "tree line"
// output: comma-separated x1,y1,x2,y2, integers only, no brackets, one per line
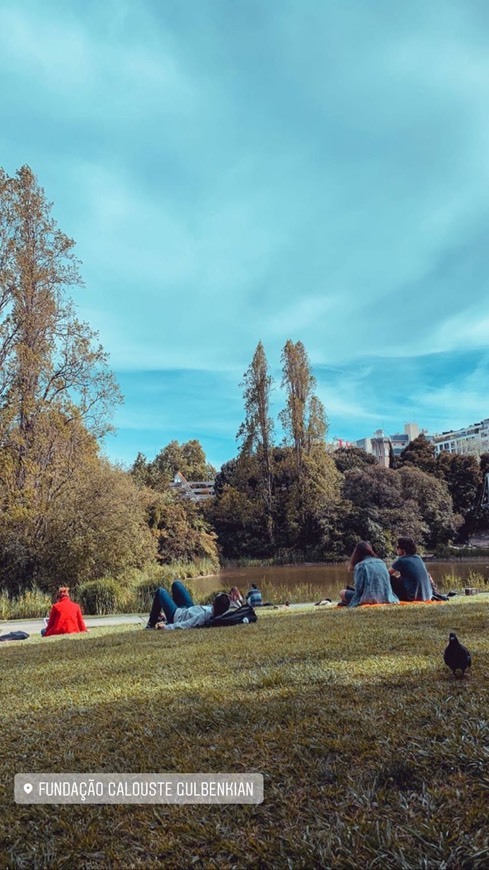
1,166,487,598
203,346,489,561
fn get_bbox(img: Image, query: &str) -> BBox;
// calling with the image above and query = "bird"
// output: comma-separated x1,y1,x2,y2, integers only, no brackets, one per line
444,632,471,677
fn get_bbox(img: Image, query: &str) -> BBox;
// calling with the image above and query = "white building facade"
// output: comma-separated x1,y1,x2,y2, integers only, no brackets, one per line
431,419,489,457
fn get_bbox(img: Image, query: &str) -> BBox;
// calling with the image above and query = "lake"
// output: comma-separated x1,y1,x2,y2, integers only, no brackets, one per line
192,560,489,601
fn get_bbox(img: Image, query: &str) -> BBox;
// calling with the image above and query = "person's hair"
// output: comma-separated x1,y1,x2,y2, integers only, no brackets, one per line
397,536,417,555
213,593,231,618
251,583,257,589
57,586,70,599
349,541,376,570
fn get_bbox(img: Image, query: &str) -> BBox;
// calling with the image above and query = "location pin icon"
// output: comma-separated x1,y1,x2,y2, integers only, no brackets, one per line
23,783,33,794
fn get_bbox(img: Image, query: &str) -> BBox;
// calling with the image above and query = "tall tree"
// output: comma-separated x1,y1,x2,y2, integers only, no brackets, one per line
279,340,327,470
0,165,122,590
236,341,274,543
0,166,121,477
436,452,481,517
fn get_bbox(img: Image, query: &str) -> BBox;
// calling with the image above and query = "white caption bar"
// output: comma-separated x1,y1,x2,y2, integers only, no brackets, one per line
15,773,263,804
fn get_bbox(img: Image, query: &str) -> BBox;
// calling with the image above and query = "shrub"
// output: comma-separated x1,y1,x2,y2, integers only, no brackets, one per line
132,578,163,612
0,592,10,620
466,570,487,587
0,587,53,619
76,578,121,615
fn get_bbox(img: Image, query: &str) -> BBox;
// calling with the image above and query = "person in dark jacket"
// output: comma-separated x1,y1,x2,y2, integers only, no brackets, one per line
42,587,87,637
388,537,432,601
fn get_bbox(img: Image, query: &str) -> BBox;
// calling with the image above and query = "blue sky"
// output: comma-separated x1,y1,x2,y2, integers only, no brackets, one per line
2,0,489,470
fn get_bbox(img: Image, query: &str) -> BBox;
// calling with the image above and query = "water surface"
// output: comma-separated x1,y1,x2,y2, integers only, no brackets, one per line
192,560,489,601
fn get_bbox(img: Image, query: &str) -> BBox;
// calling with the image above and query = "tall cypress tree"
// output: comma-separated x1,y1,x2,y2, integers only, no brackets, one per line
236,341,275,544
279,339,327,470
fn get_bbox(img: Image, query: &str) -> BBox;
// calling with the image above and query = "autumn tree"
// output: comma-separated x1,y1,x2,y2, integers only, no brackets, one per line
0,167,120,452
0,166,122,591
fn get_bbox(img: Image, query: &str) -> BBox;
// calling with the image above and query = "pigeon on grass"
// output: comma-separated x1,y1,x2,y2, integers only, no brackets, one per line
443,632,471,677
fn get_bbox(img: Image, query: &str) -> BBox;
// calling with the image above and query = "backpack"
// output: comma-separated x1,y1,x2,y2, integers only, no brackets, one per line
206,604,257,628
0,631,30,642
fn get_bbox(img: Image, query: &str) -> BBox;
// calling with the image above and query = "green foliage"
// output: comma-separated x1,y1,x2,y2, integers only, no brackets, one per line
209,444,341,559
143,439,216,489
436,452,483,542
399,433,437,476
279,339,327,467
398,465,456,547
236,341,275,545
143,487,219,567
332,446,377,473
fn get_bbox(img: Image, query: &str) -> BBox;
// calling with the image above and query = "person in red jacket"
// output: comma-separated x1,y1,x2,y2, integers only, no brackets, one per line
42,587,87,637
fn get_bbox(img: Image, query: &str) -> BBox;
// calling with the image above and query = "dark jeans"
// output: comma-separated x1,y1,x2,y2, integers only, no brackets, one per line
148,581,194,627
389,576,411,601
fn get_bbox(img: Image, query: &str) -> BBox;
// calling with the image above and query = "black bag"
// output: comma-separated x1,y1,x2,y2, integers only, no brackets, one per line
206,604,257,628
0,631,30,642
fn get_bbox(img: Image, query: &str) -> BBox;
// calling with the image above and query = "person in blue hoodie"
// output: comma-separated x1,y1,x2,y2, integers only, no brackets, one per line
339,541,400,607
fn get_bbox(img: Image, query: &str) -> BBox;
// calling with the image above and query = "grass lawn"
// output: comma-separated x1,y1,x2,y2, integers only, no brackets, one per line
1,597,489,868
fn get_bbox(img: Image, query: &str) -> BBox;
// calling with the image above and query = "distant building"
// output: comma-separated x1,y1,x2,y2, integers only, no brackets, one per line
169,471,215,502
355,422,428,466
431,419,489,457
344,417,489,465
389,423,427,457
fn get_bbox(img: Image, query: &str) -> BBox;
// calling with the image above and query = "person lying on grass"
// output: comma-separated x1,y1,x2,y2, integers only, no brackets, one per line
229,586,244,608
339,541,400,607
146,581,231,630
42,586,88,637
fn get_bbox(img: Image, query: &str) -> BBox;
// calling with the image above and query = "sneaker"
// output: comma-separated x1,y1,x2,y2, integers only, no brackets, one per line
447,591,458,597
144,624,154,630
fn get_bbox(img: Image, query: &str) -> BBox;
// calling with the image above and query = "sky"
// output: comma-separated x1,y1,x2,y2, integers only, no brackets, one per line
2,0,489,471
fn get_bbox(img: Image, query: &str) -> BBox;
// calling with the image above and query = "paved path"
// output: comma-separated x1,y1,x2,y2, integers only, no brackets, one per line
0,602,336,638
0,613,147,636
